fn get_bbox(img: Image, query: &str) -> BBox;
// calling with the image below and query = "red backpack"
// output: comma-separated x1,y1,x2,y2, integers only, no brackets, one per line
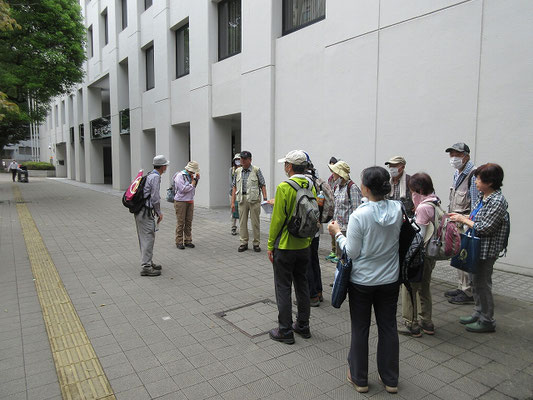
426,202,461,260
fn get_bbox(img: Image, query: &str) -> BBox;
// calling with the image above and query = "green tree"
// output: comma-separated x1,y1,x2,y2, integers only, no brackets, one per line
0,0,86,150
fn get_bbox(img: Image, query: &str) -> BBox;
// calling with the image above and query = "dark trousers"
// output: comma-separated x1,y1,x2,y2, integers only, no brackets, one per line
307,237,322,298
11,169,17,182
348,281,400,387
273,247,311,333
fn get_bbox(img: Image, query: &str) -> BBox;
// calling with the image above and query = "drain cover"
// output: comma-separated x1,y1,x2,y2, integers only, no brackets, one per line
215,299,294,338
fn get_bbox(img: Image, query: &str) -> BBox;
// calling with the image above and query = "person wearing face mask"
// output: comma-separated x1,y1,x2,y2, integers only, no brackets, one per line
445,143,480,305
398,173,440,337
385,156,414,217
229,154,241,235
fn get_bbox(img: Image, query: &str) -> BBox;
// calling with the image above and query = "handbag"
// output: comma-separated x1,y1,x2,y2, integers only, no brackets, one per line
331,248,352,308
450,228,480,273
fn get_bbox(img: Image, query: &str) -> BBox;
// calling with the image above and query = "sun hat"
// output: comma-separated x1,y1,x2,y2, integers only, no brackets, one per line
328,160,350,181
385,156,406,166
277,150,308,166
185,161,200,174
153,155,170,166
233,153,241,160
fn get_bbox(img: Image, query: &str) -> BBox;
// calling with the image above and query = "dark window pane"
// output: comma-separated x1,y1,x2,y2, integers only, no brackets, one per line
145,0,152,10
103,11,108,45
283,0,325,35
121,0,128,30
146,46,154,90
88,26,93,57
218,0,241,60
176,24,190,78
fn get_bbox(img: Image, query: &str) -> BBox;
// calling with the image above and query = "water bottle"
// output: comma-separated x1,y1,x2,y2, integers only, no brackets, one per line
317,190,325,207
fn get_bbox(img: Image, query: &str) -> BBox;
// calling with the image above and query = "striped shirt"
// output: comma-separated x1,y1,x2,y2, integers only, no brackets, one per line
333,181,362,230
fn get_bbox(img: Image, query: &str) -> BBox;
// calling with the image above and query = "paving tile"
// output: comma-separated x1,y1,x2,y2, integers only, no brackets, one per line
145,376,180,398
110,373,143,393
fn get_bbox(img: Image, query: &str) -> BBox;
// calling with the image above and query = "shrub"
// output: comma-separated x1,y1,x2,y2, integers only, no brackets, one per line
21,161,55,170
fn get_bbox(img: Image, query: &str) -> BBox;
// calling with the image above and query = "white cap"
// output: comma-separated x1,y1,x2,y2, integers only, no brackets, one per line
277,150,308,166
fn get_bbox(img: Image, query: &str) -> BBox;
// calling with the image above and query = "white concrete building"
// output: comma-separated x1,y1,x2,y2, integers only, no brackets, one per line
40,0,533,273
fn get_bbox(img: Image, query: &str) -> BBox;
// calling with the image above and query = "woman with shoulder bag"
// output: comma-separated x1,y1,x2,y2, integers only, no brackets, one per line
328,166,403,394
449,163,509,333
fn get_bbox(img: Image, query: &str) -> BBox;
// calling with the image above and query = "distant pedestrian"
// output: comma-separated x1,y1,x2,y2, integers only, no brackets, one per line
326,156,339,261
329,160,362,262
229,154,241,235
450,163,509,333
8,160,18,182
385,156,414,217
268,150,316,344
398,173,439,337
445,143,479,305
136,155,169,277
231,151,267,252
174,161,200,249
328,166,403,394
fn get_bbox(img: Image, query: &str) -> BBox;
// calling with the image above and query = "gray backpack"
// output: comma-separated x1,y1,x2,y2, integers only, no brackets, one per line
285,179,320,238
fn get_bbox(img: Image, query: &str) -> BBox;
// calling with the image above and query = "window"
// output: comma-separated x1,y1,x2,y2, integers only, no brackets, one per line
121,0,127,30
283,0,325,35
61,101,66,124
145,0,152,10
218,0,241,61
102,9,108,45
145,45,154,90
176,24,189,78
87,25,93,57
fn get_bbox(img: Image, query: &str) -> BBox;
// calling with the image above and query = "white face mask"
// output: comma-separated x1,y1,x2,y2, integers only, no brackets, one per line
389,167,400,178
449,156,464,170
234,160,241,166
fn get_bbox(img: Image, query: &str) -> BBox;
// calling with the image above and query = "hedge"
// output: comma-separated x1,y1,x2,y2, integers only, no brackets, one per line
21,161,55,170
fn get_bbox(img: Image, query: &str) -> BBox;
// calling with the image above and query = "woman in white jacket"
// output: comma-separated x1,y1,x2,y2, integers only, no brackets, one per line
328,166,403,394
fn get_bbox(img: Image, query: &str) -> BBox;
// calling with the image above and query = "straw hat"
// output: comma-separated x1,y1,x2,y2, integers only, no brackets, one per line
185,161,200,174
328,160,350,181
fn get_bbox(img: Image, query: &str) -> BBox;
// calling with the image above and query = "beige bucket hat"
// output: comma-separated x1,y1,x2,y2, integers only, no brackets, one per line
328,160,350,181
185,161,200,174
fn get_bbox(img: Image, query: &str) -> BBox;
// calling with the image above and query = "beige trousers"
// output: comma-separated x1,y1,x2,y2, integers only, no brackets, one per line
402,257,436,324
174,201,194,244
238,195,261,246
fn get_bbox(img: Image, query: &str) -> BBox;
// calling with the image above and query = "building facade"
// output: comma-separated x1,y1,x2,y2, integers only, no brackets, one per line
40,0,533,273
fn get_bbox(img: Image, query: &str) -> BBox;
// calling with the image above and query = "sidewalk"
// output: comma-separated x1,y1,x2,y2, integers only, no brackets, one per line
1,174,532,400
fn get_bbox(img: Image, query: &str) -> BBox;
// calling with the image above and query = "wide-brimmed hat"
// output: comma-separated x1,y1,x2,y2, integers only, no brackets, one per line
328,161,350,181
445,142,470,154
233,153,241,160
277,150,308,166
385,156,406,166
153,155,170,166
185,161,200,174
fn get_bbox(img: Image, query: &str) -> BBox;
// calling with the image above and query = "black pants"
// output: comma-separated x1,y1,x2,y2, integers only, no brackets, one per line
11,169,17,182
273,247,311,333
348,281,400,387
307,237,322,298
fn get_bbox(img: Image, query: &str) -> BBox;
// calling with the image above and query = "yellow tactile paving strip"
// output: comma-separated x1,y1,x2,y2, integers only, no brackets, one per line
13,185,116,400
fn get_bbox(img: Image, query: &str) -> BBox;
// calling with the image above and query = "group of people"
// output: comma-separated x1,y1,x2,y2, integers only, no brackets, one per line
131,142,509,395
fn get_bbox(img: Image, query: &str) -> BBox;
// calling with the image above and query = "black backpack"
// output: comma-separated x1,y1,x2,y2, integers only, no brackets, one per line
122,173,150,214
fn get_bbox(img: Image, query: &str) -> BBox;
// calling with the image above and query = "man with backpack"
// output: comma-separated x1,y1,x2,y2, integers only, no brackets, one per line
445,143,479,304
267,150,319,344
135,155,169,277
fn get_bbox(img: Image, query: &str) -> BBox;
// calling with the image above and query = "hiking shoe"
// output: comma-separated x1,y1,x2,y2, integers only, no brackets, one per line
184,243,195,248
231,227,237,235
398,321,422,337
310,297,320,307
448,291,475,305
176,243,185,249
420,320,435,335
238,244,248,252
459,315,479,325
465,320,495,333
347,371,368,393
151,263,162,271
330,256,339,264
445,288,463,298
269,328,295,344
140,267,161,277
325,252,336,260
292,322,311,339
253,245,261,252
318,292,323,302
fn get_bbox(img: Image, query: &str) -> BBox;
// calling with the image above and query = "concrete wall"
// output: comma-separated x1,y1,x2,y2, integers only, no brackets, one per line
39,0,533,272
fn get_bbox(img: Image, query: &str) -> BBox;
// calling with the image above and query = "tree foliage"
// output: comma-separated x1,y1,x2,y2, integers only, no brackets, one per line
0,0,86,149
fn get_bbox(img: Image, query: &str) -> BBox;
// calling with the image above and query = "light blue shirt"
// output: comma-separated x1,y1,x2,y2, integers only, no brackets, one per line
337,200,403,286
